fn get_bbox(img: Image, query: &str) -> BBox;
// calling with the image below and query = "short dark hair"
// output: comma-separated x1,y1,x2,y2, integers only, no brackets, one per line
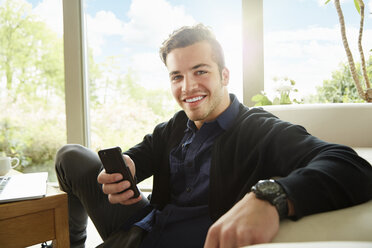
159,24,226,73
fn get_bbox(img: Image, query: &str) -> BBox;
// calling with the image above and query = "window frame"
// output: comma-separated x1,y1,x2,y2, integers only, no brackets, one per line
63,0,90,146
242,0,263,106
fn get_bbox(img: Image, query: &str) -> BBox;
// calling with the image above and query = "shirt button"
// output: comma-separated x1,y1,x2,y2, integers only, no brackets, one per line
186,187,192,193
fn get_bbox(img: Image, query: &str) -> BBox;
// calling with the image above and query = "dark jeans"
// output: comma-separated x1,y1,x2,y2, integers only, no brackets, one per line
55,144,149,248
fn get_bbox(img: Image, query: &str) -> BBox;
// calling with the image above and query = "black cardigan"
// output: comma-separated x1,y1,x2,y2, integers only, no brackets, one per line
125,103,372,221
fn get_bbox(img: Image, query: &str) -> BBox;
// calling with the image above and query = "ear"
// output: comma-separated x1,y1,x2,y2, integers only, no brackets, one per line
221,67,230,86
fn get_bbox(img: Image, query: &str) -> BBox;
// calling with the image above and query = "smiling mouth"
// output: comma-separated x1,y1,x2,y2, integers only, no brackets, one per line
184,96,206,103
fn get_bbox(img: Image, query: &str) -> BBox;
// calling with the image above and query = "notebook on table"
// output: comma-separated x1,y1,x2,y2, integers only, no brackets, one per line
0,172,48,203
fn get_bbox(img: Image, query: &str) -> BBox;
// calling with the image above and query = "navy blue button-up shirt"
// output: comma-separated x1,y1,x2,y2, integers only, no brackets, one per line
138,94,240,248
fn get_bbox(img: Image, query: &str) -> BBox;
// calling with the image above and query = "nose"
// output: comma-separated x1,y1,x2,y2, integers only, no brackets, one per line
181,75,197,93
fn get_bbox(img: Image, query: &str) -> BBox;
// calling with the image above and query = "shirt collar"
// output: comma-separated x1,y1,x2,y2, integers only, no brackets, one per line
186,94,240,132
215,94,240,130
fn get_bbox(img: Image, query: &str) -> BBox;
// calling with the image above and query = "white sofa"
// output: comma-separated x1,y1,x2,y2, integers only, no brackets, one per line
246,103,372,247
261,103,372,147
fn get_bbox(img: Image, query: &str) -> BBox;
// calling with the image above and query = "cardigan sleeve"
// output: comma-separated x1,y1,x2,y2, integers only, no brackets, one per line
276,143,372,219
253,111,372,219
124,131,158,183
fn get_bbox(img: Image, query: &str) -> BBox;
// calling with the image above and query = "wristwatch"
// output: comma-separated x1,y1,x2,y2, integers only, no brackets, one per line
251,179,288,219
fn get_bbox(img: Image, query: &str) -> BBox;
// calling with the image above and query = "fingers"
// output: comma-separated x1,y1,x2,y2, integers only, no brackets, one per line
204,224,220,248
97,169,123,184
123,154,136,178
103,179,142,205
219,226,236,248
119,195,143,205
102,179,130,195
97,169,141,205
204,223,241,248
205,223,255,248
108,190,143,205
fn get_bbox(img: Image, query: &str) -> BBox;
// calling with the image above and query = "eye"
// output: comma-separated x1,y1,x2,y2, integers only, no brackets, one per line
171,75,183,83
195,70,207,76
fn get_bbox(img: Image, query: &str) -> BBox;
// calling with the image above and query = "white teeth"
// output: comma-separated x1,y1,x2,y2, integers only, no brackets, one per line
185,96,204,103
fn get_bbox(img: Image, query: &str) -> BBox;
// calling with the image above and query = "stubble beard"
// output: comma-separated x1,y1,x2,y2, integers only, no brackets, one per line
184,82,225,123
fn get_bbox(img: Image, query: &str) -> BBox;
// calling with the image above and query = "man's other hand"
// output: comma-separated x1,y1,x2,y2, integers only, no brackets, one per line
204,192,279,248
97,154,142,205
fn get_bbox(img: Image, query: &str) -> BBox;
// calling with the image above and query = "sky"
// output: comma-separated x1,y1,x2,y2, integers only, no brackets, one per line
22,0,372,100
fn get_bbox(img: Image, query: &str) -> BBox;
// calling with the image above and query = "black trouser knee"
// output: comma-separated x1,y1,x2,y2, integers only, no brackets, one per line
55,144,149,247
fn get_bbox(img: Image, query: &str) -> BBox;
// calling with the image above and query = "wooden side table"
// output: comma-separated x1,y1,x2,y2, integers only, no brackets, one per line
0,172,69,248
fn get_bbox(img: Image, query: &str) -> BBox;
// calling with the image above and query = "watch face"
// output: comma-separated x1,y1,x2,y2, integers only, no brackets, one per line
258,180,281,194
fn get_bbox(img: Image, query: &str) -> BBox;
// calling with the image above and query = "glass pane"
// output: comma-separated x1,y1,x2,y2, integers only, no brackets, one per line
263,0,372,104
84,0,242,152
0,0,65,181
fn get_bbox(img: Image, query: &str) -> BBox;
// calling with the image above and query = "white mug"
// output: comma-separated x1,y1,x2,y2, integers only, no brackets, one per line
0,157,20,176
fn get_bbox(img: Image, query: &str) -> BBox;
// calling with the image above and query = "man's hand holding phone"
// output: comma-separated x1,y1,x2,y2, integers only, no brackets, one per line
97,151,142,205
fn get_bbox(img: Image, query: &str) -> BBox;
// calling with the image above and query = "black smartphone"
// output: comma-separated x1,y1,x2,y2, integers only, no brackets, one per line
98,146,140,198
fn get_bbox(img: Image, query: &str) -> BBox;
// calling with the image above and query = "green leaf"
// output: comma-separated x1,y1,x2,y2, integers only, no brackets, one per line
251,94,273,106
273,97,281,105
251,94,264,102
280,94,291,105
354,0,361,14
325,0,331,5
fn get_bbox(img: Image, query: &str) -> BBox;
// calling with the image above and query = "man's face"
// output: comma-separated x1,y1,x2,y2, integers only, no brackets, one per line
166,41,230,129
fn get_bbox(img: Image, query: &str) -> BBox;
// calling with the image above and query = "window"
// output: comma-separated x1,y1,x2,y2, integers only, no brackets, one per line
262,0,372,104
0,0,65,181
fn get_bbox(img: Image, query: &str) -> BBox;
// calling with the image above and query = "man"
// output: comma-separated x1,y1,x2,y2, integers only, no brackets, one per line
55,24,372,248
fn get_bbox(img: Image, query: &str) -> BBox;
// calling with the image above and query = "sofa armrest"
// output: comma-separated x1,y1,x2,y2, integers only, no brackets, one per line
272,200,372,243
243,200,372,247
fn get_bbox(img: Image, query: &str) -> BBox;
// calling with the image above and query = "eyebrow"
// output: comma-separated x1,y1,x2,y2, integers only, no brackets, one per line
169,63,211,77
191,63,211,70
